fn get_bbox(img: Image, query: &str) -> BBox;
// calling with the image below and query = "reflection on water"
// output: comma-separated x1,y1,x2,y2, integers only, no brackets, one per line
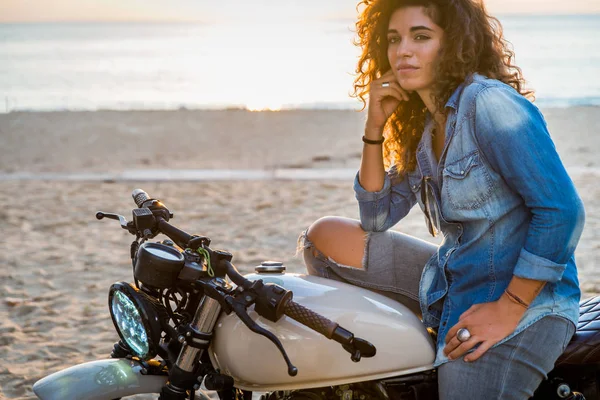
1,16,600,112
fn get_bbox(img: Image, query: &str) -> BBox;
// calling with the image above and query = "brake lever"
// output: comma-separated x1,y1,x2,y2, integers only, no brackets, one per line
225,296,298,376
96,211,136,234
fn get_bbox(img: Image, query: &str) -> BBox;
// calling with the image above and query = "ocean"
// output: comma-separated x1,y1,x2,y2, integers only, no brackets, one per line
1,15,599,113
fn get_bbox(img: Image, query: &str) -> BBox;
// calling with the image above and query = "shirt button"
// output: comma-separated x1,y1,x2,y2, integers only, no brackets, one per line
412,185,417,189
460,170,465,175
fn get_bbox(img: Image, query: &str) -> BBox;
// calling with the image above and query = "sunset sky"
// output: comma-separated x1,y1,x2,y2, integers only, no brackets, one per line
1,0,599,23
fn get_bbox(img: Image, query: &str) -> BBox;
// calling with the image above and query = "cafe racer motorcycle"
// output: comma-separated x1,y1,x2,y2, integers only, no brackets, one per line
33,189,600,399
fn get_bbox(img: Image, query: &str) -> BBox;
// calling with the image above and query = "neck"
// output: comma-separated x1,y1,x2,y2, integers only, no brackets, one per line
418,88,445,132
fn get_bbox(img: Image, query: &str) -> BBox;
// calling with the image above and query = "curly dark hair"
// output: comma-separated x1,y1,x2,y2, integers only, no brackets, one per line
352,0,533,173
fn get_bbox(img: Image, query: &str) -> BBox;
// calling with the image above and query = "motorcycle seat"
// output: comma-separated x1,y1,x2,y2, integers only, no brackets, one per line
556,295,600,366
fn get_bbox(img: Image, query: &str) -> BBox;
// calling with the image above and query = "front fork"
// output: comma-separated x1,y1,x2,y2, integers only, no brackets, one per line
160,295,222,399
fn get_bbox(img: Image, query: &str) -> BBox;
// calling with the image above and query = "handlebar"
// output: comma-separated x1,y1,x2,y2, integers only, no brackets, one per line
284,300,338,339
284,299,376,361
100,188,376,373
156,218,192,249
219,259,377,362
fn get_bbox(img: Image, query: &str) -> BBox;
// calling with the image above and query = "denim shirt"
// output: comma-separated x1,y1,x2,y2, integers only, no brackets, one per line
353,73,586,367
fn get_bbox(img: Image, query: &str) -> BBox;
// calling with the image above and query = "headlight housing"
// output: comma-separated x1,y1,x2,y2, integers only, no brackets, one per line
108,282,164,360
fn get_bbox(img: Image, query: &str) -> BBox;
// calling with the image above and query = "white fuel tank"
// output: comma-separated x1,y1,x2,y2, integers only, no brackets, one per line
208,272,436,391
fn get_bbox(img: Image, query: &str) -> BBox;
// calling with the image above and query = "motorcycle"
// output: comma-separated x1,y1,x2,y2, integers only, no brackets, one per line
32,189,600,400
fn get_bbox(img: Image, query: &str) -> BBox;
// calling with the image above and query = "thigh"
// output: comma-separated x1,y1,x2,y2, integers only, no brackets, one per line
299,227,437,314
438,315,575,400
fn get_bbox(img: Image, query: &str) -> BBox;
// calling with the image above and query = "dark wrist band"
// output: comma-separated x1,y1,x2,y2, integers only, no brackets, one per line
362,135,384,145
504,289,529,308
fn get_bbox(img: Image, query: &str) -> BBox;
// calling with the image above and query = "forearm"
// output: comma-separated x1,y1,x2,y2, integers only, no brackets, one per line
358,124,386,192
503,276,546,308
494,276,545,321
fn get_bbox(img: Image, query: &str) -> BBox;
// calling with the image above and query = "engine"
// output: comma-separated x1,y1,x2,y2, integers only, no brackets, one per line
260,371,438,400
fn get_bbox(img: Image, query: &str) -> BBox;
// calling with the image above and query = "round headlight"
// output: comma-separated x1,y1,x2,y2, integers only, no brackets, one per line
108,282,164,360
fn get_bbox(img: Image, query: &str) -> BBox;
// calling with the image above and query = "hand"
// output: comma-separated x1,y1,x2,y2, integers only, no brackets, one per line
366,69,411,134
443,295,526,362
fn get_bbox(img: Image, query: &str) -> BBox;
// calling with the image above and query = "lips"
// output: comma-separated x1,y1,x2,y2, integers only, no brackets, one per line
397,65,419,73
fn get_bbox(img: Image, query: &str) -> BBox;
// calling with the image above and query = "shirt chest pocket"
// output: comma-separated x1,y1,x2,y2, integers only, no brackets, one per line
442,151,493,210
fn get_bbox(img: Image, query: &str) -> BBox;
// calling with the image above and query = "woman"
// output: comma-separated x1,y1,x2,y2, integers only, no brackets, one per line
297,0,586,398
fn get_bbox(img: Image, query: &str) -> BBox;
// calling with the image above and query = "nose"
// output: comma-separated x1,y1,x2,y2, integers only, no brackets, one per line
396,40,413,58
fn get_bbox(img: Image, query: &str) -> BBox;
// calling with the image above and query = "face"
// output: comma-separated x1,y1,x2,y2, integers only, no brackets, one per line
386,6,444,95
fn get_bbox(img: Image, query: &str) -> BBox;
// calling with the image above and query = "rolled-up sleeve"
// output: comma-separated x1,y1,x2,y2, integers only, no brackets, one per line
474,86,585,283
353,165,417,232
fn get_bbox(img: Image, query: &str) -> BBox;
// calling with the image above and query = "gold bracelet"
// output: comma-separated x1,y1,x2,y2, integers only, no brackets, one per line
504,289,529,309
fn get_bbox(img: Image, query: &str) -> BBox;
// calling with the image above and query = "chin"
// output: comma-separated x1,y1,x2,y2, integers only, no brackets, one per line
398,76,432,94
398,79,420,92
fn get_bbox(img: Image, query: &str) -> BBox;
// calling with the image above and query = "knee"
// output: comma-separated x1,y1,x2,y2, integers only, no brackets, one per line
306,216,346,249
299,217,337,277
302,216,365,272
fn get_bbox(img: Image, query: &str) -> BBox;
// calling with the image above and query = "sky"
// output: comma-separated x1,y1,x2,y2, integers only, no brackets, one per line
1,0,600,23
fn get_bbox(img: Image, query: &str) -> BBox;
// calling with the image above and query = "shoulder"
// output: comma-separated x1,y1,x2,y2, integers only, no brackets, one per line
457,74,545,133
459,74,525,109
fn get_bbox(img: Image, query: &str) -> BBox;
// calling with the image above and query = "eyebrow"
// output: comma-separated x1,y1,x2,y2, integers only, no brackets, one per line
387,26,434,34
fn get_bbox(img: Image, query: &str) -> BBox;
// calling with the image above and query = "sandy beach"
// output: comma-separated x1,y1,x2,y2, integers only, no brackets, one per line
1,107,599,399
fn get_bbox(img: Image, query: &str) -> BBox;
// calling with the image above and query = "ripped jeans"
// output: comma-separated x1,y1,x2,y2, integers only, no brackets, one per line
297,227,575,399
297,228,436,316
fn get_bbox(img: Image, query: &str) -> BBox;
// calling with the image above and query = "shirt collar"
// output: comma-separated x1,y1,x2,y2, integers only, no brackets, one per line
444,73,477,110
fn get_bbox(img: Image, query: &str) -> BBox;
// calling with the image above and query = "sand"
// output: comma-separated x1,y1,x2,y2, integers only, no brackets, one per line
0,107,599,399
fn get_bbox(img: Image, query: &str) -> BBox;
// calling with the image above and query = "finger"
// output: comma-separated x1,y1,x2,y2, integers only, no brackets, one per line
376,86,405,104
459,304,482,321
445,322,465,344
464,340,494,362
372,71,395,88
384,81,410,101
374,83,408,103
373,73,408,98
447,336,480,360
443,336,462,356
379,69,395,79
385,85,409,102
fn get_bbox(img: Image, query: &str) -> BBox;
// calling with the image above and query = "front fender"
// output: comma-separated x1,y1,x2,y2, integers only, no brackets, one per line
33,358,167,400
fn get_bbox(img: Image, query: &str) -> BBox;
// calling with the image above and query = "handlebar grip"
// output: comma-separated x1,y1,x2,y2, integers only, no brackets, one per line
284,300,338,339
157,218,192,249
132,189,150,208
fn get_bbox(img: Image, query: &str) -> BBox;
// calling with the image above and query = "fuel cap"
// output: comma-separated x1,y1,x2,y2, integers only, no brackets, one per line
255,261,285,274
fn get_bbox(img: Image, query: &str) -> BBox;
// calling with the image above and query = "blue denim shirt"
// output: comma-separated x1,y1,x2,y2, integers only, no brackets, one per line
354,73,585,367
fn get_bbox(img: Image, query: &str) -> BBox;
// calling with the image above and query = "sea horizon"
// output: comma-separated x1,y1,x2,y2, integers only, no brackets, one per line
2,15,600,113
2,12,600,23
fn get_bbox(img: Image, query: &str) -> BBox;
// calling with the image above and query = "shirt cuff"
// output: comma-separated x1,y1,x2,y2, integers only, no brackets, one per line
353,171,391,202
513,248,567,283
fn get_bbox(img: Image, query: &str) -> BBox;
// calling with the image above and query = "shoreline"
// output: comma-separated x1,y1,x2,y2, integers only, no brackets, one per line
1,103,599,115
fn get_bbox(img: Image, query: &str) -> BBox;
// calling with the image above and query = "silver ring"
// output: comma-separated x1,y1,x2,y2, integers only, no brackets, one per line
456,328,471,343
381,82,390,88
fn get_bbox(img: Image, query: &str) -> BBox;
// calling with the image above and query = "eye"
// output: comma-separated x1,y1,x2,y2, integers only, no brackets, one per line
415,34,430,41
387,36,400,44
